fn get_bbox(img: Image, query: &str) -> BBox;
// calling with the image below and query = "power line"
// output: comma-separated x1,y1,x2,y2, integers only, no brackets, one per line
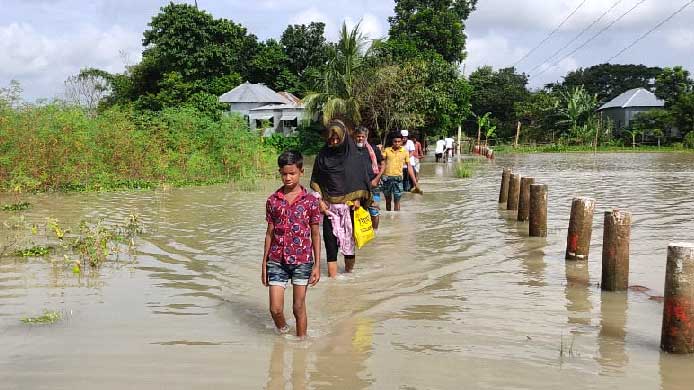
526,0,624,75
605,0,694,62
530,0,649,80
511,0,589,68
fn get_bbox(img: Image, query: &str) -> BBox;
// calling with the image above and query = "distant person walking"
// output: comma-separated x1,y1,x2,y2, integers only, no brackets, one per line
435,138,446,163
310,120,372,278
354,126,384,229
382,132,418,212
401,130,416,191
444,136,454,161
411,134,424,179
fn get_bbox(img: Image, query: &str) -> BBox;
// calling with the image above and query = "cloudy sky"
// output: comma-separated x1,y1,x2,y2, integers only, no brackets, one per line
2,0,693,100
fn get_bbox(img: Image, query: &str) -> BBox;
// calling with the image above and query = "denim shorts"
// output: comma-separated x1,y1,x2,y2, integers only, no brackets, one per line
267,261,313,288
381,175,404,200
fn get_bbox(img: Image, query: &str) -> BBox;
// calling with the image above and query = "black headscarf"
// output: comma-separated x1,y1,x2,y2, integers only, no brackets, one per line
310,120,372,205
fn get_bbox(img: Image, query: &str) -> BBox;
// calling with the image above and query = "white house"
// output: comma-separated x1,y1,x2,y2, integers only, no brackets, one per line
219,82,305,136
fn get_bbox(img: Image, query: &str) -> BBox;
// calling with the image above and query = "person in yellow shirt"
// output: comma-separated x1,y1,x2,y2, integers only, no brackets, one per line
381,132,418,211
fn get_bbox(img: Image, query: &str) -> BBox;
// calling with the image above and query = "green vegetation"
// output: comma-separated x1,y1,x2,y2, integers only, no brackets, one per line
454,159,480,178
470,63,694,151
493,144,690,154
21,310,62,325
2,214,144,273
14,246,51,257
0,104,277,192
2,202,31,211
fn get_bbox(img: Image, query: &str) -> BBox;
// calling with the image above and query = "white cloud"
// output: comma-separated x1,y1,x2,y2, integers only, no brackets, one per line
289,6,331,26
346,13,386,40
665,28,694,50
464,32,528,72
0,22,141,100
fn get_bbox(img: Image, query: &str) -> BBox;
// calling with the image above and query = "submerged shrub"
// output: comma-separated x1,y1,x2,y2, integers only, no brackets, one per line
0,104,277,191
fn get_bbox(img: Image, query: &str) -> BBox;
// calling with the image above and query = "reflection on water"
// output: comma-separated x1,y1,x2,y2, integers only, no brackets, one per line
597,291,628,374
2,152,694,388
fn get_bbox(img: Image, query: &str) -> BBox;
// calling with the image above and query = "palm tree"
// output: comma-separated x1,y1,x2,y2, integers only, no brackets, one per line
624,128,643,149
651,128,664,148
304,22,366,127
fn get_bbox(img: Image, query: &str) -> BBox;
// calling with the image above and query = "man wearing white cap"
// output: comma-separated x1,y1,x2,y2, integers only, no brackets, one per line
400,130,416,192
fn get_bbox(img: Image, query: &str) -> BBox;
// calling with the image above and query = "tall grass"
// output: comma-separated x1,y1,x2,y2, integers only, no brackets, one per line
0,103,277,192
454,159,480,178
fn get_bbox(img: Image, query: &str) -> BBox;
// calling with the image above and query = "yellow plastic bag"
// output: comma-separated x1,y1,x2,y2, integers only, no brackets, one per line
353,207,375,249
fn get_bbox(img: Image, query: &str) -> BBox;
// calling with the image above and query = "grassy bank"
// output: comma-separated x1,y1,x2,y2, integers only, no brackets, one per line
492,144,694,154
0,103,279,192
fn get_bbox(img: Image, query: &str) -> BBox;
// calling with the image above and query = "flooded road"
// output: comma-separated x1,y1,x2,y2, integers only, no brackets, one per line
2,152,694,389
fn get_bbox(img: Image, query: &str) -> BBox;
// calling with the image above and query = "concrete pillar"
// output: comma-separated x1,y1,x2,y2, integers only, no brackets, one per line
517,177,535,222
661,243,694,353
529,184,547,237
565,197,596,261
506,174,521,211
601,209,631,291
498,168,511,204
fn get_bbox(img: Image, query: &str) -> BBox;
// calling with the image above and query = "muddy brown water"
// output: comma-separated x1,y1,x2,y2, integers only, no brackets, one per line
1,153,694,389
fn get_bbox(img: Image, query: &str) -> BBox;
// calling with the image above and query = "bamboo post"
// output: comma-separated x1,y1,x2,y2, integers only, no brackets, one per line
517,177,535,222
661,243,694,353
506,173,521,211
529,184,547,237
565,197,596,261
498,168,511,204
457,125,462,157
514,121,521,148
601,209,631,291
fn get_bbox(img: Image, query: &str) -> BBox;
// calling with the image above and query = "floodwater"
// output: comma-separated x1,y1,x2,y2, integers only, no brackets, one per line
1,152,694,389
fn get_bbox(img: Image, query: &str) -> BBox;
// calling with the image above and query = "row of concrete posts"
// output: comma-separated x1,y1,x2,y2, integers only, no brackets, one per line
473,145,494,159
498,168,694,354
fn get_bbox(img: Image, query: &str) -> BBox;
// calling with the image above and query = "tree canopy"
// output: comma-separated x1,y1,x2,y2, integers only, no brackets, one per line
388,0,478,63
558,63,662,103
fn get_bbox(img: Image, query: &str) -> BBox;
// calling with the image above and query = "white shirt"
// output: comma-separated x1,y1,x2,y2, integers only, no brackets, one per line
404,140,415,168
445,137,454,148
435,139,446,154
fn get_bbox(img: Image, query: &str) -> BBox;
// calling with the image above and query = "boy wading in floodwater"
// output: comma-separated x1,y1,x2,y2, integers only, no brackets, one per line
262,151,321,338
382,132,418,211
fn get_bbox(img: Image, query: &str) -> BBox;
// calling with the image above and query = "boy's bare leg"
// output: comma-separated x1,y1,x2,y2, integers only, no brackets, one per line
344,255,355,273
269,286,287,331
385,195,392,211
327,261,338,278
292,285,308,337
394,199,401,211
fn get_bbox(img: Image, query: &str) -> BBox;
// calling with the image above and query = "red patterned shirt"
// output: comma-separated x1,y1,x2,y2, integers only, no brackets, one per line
265,186,321,265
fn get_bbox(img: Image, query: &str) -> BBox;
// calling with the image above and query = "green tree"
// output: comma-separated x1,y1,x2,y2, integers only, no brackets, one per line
655,66,694,107
514,91,560,143
671,92,694,137
388,0,478,63
280,22,329,95
109,3,259,110
248,39,288,91
304,22,366,126
559,63,662,103
469,66,529,139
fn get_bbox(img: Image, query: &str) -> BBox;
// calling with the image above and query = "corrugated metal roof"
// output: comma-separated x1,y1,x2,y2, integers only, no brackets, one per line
277,91,302,105
219,82,287,104
249,103,305,111
598,88,664,110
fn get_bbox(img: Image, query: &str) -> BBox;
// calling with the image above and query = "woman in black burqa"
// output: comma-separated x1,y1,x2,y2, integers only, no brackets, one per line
310,119,372,278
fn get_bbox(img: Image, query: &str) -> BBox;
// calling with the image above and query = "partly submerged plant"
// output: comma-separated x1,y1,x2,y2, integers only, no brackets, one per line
21,310,62,325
